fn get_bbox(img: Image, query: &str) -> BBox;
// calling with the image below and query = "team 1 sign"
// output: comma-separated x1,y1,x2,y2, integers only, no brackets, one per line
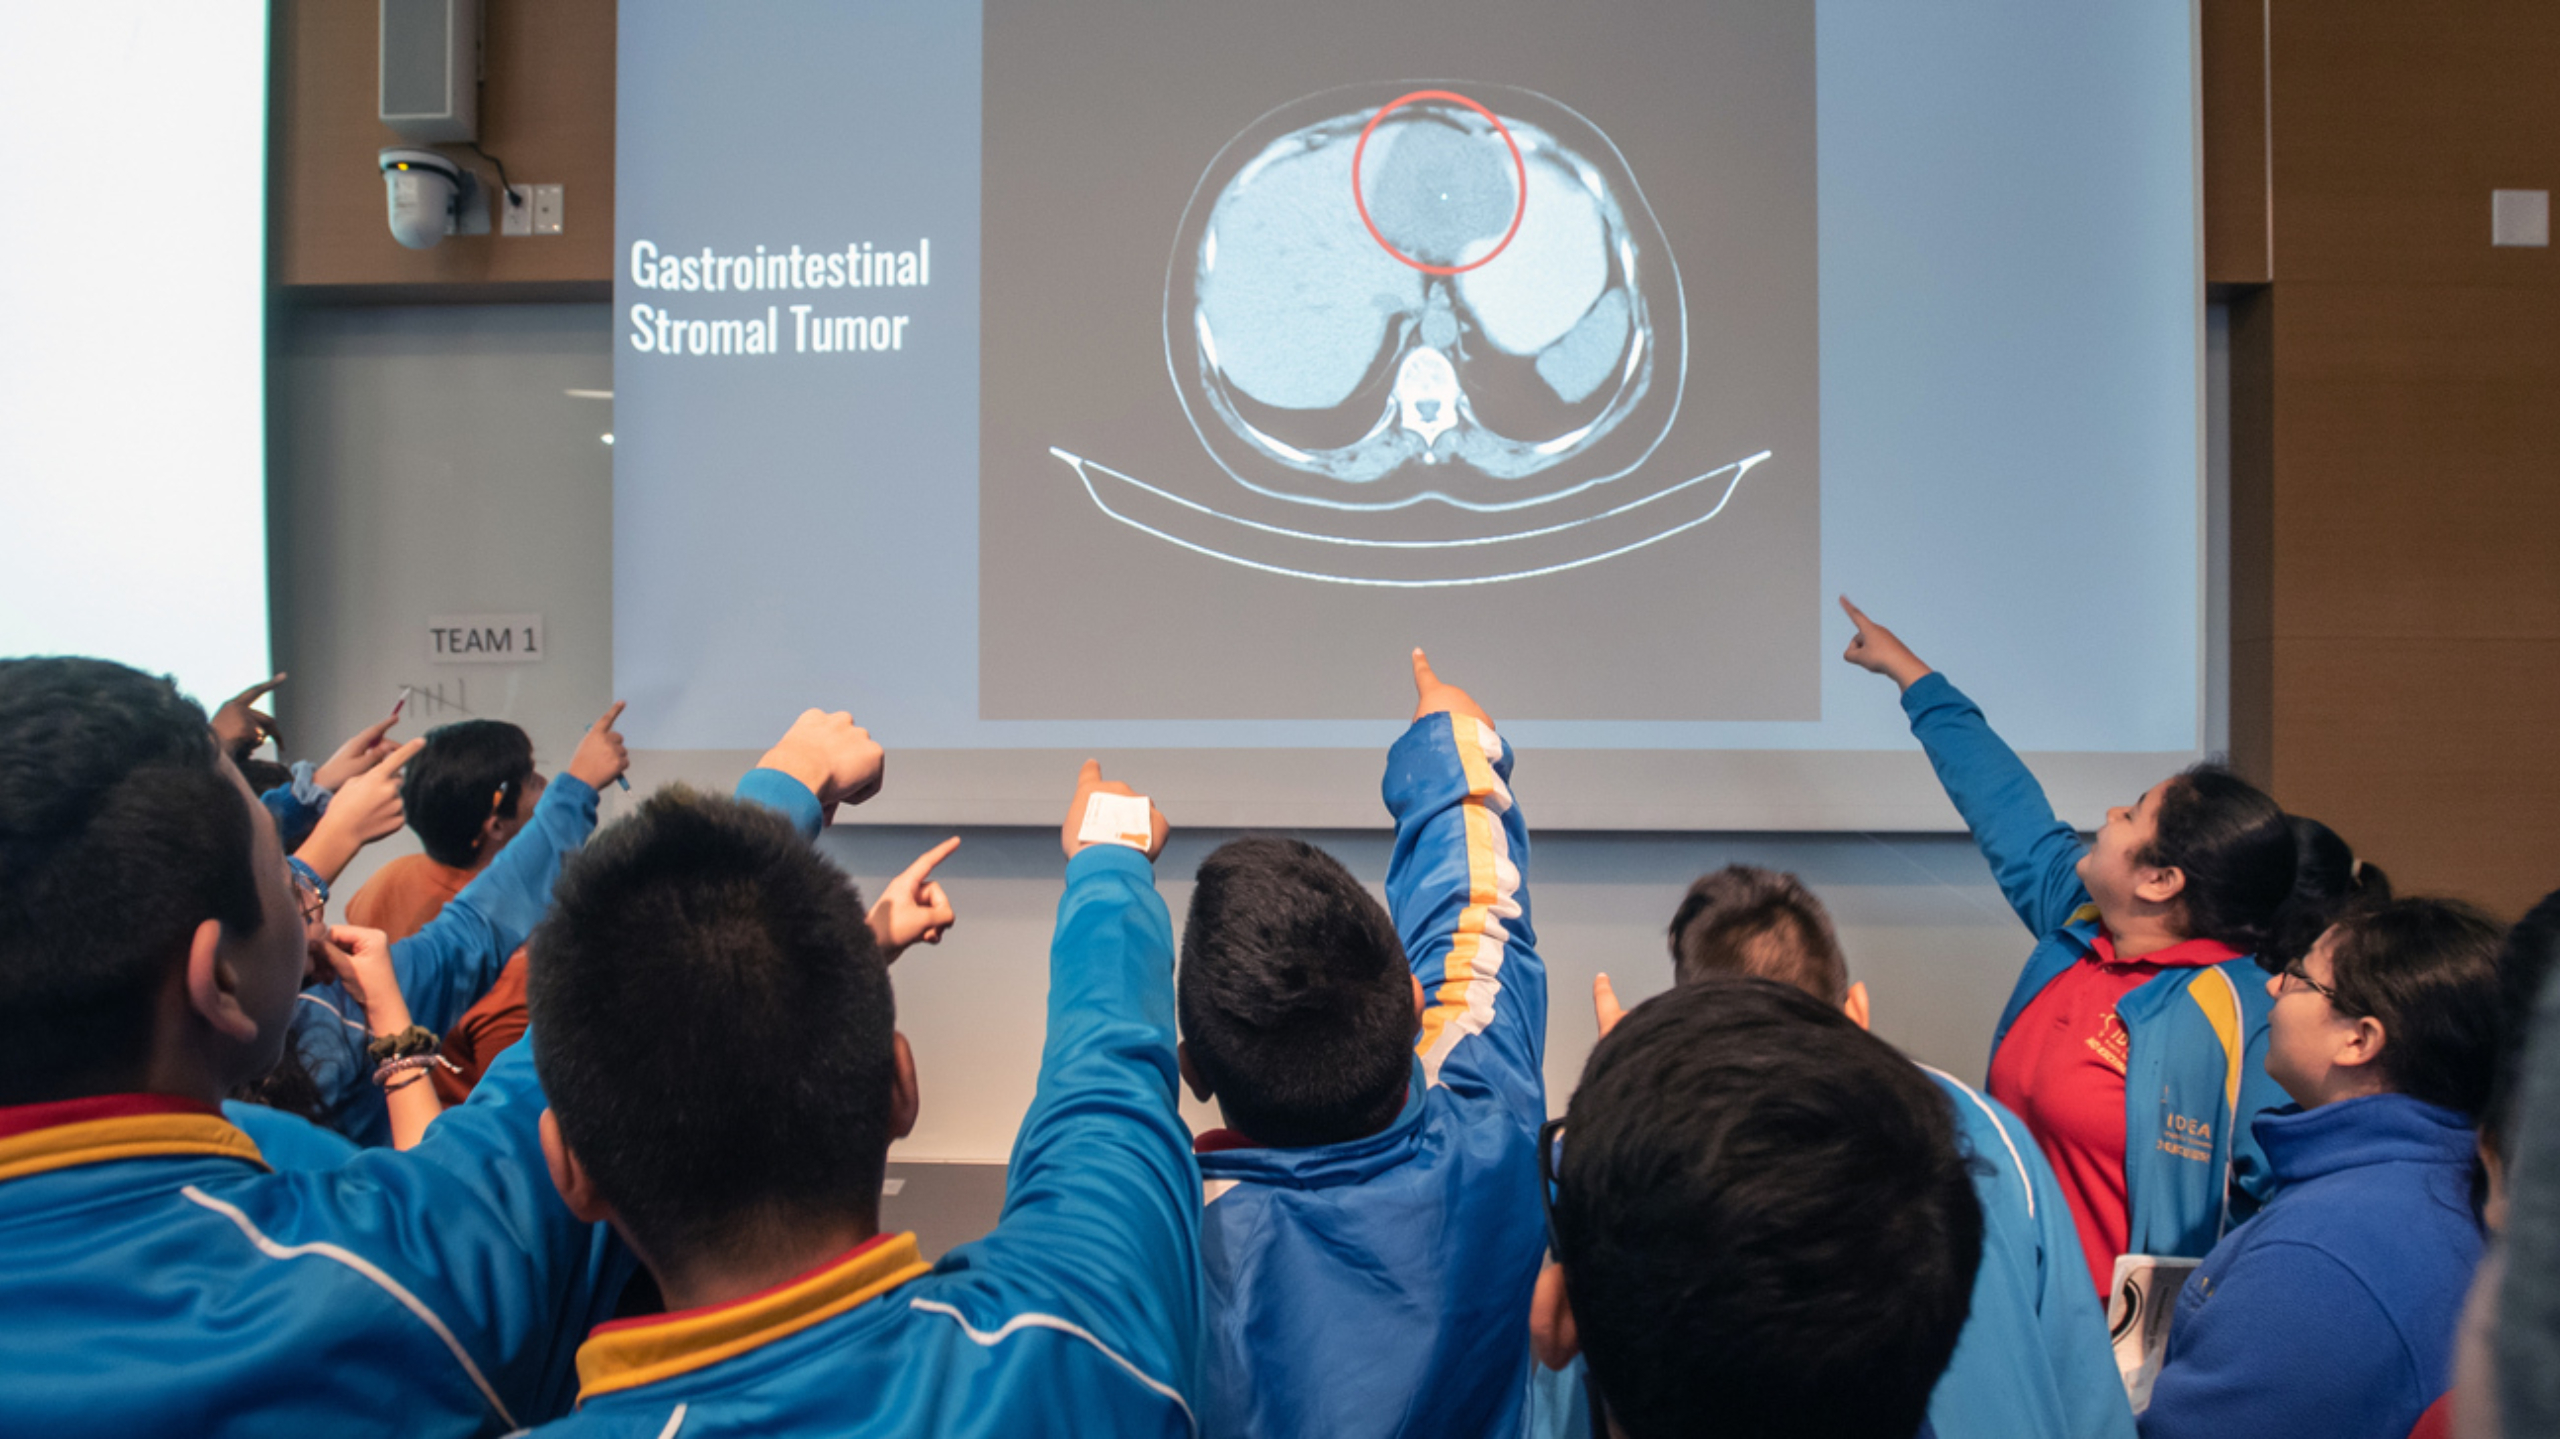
429,614,546,664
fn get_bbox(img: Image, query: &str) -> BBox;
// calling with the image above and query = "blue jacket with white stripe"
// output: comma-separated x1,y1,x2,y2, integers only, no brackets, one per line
0,1045,632,1437
530,771,1203,1438
1527,1067,2133,1439
1920,1068,2137,1439
1194,713,1549,1439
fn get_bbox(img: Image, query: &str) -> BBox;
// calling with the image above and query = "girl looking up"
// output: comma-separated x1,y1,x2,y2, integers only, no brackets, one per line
1842,597,2303,1295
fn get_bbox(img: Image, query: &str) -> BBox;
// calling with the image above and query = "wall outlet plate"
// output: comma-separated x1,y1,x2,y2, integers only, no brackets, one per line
500,185,532,236
531,183,565,236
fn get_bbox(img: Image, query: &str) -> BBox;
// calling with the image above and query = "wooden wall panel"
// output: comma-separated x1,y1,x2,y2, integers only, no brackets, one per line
2245,0,2560,916
2269,2,2560,287
2202,0,2271,284
272,0,615,289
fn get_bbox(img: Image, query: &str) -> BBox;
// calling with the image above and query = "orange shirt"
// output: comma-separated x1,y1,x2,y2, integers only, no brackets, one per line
344,851,530,1104
344,853,478,942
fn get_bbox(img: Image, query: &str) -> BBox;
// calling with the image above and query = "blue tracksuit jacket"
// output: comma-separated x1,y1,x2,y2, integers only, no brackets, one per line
1920,1066,2136,1439
2141,1095,2483,1439
1905,673,2288,1261
1194,713,1549,1439
0,1047,632,1437
534,770,1203,1437
221,1099,360,1173
291,772,599,1146
1526,1064,2133,1439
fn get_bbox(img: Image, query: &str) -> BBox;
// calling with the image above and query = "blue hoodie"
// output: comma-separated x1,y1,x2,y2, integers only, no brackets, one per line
1194,712,1548,1439
2140,1094,2484,1439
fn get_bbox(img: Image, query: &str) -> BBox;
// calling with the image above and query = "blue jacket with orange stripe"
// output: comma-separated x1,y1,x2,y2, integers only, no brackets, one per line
1903,672,2287,1265
528,771,1203,1438
1193,712,1549,1439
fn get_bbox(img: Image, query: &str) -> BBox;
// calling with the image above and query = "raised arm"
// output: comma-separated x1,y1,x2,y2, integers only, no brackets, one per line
1387,650,1546,1121
388,703,627,1032
1842,598,2092,939
961,762,1199,1388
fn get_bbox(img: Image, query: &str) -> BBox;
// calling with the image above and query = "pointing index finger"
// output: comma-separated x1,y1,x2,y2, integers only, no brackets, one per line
901,836,963,885
375,736,428,772
594,700,628,731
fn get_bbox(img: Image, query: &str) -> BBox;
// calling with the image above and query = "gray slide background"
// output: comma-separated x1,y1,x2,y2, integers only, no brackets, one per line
613,1,982,751
978,0,1820,721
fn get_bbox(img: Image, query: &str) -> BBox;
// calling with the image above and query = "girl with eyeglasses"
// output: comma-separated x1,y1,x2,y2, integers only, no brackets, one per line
2140,899,2505,1439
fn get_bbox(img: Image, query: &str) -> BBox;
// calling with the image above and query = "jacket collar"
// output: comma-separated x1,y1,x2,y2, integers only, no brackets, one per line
0,1094,264,1184
576,1232,932,1402
2254,1093,2478,1186
2087,930,2245,970
1193,1059,1429,1187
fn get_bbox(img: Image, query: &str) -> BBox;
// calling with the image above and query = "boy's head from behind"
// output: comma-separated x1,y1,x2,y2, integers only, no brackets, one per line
1178,836,1418,1149
1669,864,1867,1025
404,719,538,868
530,787,910,1283
0,657,295,1104
1536,977,1981,1439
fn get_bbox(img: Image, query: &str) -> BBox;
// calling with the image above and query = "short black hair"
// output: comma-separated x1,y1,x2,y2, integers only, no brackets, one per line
2325,897,2508,1120
529,787,895,1272
0,657,267,1104
2484,889,2560,1160
1178,836,1414,1148
403,719,535,868
2138,764,2297,954
1667,865,1848,1004
1552,977,1981,1439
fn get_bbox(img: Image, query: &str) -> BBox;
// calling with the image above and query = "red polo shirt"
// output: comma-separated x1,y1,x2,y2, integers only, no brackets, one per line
1987,931,2243,1296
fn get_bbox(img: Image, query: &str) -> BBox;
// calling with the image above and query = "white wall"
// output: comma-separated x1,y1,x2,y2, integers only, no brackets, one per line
271,301,2231,1160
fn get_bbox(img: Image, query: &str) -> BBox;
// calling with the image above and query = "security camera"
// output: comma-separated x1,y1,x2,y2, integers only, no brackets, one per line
379,147,485,250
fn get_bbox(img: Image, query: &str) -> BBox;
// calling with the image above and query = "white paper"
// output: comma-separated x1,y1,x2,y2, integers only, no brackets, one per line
2107,1252,2202,1413
1079,791,1155,849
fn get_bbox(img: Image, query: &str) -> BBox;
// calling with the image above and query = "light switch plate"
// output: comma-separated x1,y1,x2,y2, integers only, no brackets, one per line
2492,189,2549,247
531,183,565,236
500,185,532,236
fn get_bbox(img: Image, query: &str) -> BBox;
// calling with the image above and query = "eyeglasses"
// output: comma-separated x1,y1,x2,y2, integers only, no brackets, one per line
2278,956,2342,1004
290,872,325,926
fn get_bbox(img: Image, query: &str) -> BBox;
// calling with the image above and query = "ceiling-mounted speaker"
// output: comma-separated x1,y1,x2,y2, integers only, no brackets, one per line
380,0,479,143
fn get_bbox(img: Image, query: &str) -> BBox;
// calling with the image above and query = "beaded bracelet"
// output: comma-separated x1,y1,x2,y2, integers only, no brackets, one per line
373,1052,458,1089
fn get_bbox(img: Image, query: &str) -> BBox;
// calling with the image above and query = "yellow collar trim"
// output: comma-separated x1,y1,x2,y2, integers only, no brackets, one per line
0,1114,266,1186
577,1233,932,1401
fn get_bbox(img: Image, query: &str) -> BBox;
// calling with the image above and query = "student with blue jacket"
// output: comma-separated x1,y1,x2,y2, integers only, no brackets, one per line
1841,598,2304,1295
0,657,644,1435
523,744,1199,1437
1585,864,2138,1439
2142,899,2503,1439
1180,651,1549,1438
282,702,633,1147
